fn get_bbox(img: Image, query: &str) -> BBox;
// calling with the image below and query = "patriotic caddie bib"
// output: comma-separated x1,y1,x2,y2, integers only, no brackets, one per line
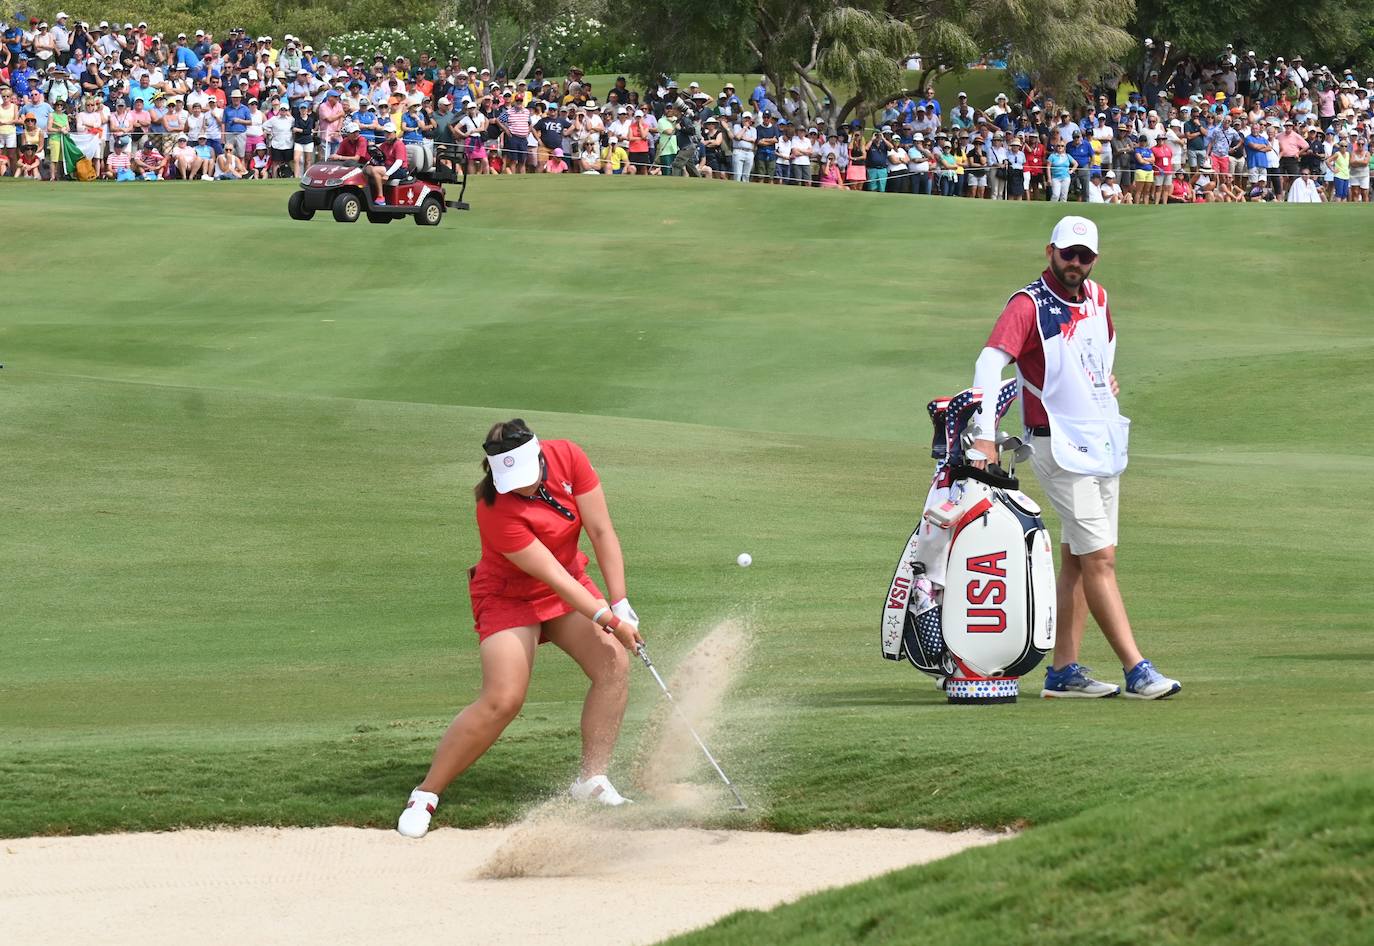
1012,275,1130,477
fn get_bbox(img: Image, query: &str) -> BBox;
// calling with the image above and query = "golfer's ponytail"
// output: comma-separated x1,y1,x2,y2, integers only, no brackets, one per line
474,418,534,505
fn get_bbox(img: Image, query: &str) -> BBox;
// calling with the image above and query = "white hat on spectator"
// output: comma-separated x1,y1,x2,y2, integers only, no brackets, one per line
99,20,109,27
343,120,360,133
1148,109,1159,118
913,132,924,141
688,81,700,89
1105,170,1116,178
740,111,753,120
634,109,645,116
231,89,242,96
195,29,204,36
248,69,258,79
304,45,313,52
608,135,619,143
56,11,68,19
957,91,967,97
176,134,188,141
616,106,626,114
177,32,186,38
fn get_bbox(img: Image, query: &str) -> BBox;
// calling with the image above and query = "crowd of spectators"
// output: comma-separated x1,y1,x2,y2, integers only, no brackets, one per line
2,15,1370,202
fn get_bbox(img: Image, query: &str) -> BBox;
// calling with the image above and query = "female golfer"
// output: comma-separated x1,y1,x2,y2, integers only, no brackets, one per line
397,419,644,838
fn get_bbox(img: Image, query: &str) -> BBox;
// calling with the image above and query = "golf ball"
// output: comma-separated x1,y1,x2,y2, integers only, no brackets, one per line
737,553,752,567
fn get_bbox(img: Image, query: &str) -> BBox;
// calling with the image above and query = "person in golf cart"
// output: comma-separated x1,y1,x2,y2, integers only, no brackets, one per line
332,118,407,204
395,420,645,840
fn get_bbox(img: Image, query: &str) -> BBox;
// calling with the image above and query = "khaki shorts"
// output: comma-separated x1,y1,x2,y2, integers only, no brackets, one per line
1029,434,1119,555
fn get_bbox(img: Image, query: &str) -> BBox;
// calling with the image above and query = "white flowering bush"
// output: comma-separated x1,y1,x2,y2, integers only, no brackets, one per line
326,15,641,74
326,23,479,64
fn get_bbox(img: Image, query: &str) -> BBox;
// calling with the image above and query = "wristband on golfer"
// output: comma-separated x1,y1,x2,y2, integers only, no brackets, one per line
591,606,609,626
603,614,622,633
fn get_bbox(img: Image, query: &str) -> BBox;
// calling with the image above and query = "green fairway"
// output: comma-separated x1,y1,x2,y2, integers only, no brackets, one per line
2,178,1371,941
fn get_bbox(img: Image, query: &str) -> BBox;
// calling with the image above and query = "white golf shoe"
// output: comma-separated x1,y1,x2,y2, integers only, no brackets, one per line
397,788,440,838
569,774,632,806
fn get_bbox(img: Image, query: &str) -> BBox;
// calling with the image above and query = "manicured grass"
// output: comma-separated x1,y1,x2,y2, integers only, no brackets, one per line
667,774,1374,946
1,177,1370,940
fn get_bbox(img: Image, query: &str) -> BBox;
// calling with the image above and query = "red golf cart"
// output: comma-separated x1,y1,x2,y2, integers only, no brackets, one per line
287,141,469,226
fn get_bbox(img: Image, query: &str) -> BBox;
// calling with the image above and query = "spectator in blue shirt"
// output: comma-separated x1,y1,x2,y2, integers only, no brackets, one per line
20,90,53,132
174,41,201,73
917,87,941,117
11,56,38,96
222,90,252,157
1068,130,1095,199
130,74,158,106
353,103,380,143
897,92,916,124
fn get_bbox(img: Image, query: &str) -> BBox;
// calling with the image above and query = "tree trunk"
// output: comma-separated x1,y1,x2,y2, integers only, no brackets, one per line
834,93,864,129
515,33,538,82
476,2,494,76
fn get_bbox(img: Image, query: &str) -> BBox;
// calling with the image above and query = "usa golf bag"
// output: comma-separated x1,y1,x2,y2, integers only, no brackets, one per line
881,381,1056,703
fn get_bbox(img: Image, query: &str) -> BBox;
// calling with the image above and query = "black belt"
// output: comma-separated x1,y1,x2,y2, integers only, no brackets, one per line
1028,425,1052,437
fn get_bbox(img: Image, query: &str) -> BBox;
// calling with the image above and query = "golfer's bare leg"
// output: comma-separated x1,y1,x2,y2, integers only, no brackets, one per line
545,609,629,778
417,626,539,793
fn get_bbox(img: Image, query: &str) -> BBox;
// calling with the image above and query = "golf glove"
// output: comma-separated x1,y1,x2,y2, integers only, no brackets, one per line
611,598,639,626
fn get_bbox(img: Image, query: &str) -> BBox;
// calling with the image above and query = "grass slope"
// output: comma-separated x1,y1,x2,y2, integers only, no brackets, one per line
1,178,1371,939
668,775,1374,946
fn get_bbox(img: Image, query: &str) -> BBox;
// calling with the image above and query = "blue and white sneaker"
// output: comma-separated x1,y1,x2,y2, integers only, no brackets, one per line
1124,660,1181,700
1041,662,1121,699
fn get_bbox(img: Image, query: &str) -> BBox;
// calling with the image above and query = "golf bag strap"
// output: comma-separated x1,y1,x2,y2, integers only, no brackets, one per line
951,463,1020,490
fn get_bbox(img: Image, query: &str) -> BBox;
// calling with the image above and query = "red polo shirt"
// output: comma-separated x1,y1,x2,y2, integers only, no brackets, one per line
469,439,604,638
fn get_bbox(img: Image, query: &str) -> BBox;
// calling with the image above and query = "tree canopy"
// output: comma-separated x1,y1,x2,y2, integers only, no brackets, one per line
608,0,1135,125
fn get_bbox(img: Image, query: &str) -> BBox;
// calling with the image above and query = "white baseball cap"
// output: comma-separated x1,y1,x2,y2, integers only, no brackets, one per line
1050,216,1099,255
486,433,542,494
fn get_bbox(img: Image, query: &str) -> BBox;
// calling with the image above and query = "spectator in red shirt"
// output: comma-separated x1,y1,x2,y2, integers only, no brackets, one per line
365,121,407,204
1023,131,1047,199
395,419,644,839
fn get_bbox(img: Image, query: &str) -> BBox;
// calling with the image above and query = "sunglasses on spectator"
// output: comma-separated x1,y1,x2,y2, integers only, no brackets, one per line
1056,246,1097,264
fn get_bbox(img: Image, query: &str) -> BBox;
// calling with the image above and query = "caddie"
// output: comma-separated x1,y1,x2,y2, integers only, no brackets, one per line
968,216,1181,700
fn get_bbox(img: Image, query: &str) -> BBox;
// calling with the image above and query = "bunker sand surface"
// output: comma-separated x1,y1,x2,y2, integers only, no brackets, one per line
0,824,1003,946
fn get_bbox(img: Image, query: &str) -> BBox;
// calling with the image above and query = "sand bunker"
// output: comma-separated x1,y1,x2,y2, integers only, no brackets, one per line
0,824,1003,946
2,620,1006,944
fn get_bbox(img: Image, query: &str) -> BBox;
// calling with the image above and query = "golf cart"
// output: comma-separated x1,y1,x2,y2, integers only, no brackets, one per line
287,141,469,226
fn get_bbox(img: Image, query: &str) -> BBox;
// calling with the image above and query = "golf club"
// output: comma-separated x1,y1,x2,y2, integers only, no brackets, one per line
635,643,748,811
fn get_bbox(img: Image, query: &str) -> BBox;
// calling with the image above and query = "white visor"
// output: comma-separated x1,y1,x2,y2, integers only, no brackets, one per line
489,435,542,494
